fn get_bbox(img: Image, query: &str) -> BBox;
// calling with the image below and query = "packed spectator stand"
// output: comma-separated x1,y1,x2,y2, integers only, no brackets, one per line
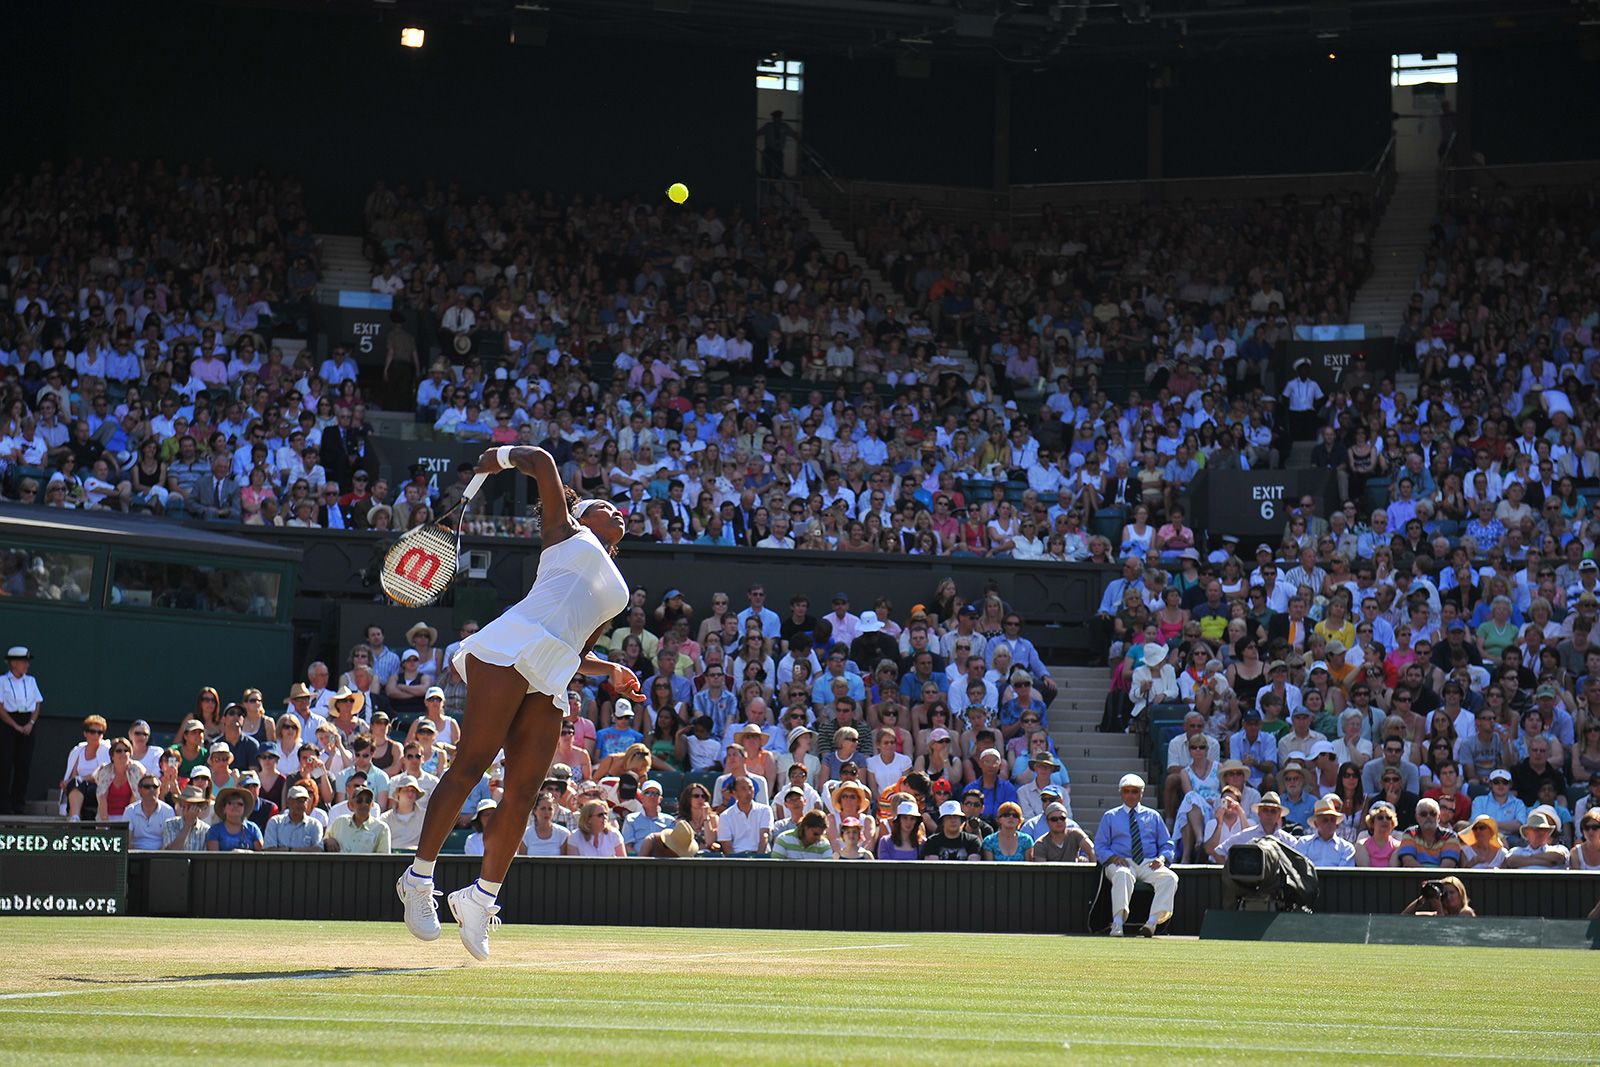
3,156,1600,879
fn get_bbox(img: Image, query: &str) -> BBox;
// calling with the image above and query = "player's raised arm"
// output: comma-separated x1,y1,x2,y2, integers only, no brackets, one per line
474,445,576,543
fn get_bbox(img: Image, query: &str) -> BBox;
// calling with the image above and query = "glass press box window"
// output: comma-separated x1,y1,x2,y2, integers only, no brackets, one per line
0,544,95,604
107,556,280,618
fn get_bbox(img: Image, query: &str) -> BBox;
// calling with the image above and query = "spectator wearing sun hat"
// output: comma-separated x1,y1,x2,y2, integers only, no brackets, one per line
921,799,983,861
1503,808,1569,869
206,785,264,852
161,787,213,851
1215,792,1299,859
1017,752,1068,820
1293,795,1357,867
1457,813,1506,869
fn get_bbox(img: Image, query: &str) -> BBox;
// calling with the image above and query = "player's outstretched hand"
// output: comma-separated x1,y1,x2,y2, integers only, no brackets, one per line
474,449,506,476
610,663,645,703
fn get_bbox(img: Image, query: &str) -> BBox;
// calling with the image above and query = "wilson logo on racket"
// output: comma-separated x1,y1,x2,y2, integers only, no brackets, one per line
393,547,444,588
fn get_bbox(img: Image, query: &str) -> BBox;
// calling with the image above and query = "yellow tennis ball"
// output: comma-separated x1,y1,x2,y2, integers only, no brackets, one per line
667,182,689,204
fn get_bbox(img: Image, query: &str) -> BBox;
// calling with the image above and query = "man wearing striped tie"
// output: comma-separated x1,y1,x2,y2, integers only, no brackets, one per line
1093,773,1180,936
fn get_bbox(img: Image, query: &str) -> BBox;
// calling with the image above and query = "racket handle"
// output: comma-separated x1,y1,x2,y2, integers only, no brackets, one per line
463,472,489,501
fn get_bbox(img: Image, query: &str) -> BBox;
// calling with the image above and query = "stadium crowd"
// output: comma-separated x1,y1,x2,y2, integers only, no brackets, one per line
4,159,1600,902
4,162,1347,559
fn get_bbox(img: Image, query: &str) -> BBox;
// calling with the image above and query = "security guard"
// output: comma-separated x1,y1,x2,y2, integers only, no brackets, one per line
0,646,44,814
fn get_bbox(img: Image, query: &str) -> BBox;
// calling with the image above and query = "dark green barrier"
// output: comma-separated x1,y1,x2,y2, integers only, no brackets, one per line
129,854,1600,935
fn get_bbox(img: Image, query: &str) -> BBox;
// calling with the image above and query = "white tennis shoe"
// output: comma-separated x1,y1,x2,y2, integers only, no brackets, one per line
447,885,501,961
396,871,441,942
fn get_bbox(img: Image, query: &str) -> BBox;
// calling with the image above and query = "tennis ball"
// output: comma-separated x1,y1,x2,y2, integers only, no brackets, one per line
667,182,689,204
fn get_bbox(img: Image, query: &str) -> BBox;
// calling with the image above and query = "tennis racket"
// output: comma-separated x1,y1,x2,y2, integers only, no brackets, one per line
379,472,488,607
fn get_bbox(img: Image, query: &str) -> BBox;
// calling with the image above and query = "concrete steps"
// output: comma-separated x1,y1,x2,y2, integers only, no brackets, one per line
316,234,373,298
794,196,896,304
1045,664,1148,838
1348,174,1437,335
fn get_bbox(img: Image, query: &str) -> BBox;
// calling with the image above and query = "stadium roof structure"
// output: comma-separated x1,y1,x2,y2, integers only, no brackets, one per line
0,505,300,563
287,0,1585,63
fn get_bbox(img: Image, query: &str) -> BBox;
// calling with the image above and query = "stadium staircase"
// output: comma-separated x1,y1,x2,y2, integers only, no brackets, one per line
794,195,895,304
316,234,373,300
1045,663,1143,839
1347,171,1436,336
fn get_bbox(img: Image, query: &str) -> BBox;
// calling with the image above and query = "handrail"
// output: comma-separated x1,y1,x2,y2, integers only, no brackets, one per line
1436,130,1458,198
1372,134,1396,181
1371,133,1398,214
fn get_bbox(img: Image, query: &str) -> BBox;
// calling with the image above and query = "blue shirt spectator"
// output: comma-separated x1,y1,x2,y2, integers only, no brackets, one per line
1093,801,1175,864
595,724,645,759
1229,726,1277,790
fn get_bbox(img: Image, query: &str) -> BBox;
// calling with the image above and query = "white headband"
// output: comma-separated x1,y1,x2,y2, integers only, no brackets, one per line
572,498,604,520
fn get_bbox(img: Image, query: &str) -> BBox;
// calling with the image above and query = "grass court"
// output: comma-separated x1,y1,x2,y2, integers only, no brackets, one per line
0,918,1595,1065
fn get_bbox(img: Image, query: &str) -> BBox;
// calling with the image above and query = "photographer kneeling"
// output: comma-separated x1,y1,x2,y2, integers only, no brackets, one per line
1402,875,1476,917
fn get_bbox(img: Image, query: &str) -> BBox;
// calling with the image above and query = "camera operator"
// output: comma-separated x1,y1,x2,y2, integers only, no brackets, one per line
1401,875,1476,917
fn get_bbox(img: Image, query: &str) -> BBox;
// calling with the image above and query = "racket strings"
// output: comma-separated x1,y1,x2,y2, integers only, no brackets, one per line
381,524,461,607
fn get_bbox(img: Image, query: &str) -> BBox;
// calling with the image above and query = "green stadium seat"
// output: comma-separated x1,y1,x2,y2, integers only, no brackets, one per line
1151,718,1186,774
1091,507,1125,545
653,769,686,810
440,827,472,855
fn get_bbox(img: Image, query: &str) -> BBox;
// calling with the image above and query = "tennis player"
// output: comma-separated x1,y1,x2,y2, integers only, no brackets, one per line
397,444,641,959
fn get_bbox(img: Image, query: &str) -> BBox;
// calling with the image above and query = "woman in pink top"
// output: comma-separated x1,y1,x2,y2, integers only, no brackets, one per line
1355,801,1401,867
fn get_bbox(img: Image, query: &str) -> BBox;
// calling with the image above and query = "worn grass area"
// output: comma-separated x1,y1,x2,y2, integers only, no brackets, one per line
0,919,1595,1065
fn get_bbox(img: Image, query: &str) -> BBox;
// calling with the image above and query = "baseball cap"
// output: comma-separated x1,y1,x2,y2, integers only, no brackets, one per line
286,785,312,801
425,686,445,701
894,800,920,818
937,800,963,819
640,779,663,795
1488,768,1512,782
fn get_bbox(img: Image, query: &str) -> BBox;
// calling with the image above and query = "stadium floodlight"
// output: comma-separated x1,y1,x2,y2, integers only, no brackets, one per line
400,26,425,48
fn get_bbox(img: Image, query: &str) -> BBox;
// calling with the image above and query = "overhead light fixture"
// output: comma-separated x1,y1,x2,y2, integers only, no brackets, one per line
400,26,425,48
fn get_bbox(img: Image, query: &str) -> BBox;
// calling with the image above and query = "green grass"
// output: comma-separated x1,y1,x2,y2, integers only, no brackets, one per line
0,919,1595,1065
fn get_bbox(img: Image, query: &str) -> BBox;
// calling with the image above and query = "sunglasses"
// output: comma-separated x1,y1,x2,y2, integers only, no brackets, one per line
85,728,104,735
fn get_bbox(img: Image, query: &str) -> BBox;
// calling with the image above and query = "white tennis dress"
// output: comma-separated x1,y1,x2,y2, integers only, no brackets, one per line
452,526,629,698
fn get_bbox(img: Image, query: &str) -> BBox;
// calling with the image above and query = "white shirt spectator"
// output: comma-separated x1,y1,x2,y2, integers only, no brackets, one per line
118,798,174,850
522,821,570,856
717,801,773,853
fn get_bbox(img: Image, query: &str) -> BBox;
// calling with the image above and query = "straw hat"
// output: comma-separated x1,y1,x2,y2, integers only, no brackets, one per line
330,686,365,716
662,819,699,857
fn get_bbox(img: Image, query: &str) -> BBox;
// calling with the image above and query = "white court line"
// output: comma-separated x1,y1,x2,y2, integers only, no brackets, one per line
165,988,1599,1040
0,1005,1586,1060
0,942,909,1002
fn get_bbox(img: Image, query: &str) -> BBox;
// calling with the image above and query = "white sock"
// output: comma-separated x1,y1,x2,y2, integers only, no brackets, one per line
475,878,502,900
409,859,435,879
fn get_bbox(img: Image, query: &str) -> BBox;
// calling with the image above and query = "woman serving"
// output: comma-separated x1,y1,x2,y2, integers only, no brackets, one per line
396,445,641,960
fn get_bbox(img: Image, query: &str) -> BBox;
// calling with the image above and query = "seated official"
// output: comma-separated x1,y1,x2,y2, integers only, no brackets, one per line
1092,773,1178,936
